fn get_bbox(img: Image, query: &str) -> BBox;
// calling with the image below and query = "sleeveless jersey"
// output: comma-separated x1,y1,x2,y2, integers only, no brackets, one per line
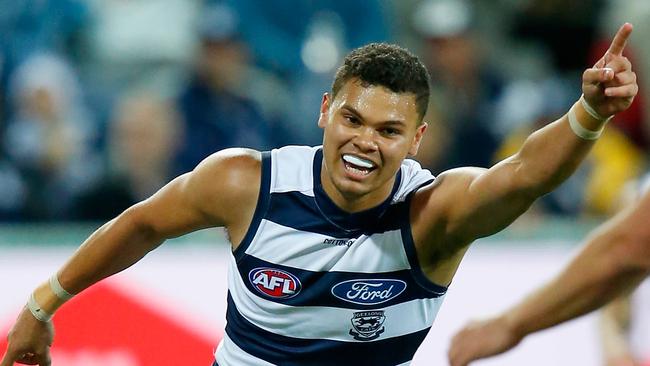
215,145,448,366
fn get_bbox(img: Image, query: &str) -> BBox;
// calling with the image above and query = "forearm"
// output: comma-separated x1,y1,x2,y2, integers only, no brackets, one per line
503,232,648,340
34,206,165,313
513,100,606,195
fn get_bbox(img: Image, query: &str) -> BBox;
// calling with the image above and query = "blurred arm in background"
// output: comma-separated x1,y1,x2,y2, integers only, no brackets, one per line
448,176,650,366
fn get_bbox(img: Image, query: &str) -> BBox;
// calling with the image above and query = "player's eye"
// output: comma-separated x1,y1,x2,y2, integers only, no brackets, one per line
380,128,401,137
345,115,361,125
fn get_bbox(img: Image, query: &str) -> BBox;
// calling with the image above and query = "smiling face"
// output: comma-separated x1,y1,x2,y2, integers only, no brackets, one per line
318,78,427,212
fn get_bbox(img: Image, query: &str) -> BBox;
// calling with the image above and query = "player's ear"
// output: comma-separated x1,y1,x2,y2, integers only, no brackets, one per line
318,93,330,129
408,122,428,156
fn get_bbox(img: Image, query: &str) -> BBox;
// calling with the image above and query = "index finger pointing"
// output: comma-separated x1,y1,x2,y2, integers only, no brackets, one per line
607,22,633,56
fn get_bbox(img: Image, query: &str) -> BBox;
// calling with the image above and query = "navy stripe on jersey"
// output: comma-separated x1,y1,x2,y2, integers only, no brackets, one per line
225,293,429,366
238,253,446,309
266,191,405,238
400,192,451,293
311,148,404,233
233,151,272,261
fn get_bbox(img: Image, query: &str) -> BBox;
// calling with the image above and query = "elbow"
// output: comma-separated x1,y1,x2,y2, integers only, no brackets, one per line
629,238,650,273
117,203,162,248
607,231,650,275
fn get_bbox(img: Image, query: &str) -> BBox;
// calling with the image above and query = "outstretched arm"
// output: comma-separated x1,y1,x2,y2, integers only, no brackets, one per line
447,188,650,366
0,149,261,366
432,24,637,247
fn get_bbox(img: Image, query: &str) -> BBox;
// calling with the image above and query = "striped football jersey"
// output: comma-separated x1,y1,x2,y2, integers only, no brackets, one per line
215,145,448,366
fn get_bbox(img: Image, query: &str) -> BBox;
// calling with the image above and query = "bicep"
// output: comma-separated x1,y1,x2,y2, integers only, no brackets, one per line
129,173,219,240
444,158,539,240
127,149,261,240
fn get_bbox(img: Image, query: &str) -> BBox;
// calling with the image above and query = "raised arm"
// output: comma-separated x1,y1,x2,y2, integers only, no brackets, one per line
425,24,637,247
447,188,650,366
0,148,261,366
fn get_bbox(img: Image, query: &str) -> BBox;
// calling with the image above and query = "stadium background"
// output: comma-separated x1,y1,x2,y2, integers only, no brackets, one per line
1,0,649,365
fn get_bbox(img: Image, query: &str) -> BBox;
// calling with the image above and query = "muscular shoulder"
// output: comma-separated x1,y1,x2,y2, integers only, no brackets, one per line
413,167,487,214
406,167,487,282
409,167,490,249
185,148,262,226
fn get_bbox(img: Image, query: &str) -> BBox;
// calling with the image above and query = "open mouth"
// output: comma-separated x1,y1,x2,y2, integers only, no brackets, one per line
342,154,377,177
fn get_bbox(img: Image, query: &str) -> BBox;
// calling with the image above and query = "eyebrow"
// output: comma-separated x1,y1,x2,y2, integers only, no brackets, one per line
340,105,407,127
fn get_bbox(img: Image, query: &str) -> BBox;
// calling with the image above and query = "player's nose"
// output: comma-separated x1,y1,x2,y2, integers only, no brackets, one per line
353,127,378,152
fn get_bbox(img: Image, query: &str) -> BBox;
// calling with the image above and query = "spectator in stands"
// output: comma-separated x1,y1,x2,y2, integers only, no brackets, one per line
81,0,198,95
510,0,604,74
4,52,100,220
74,93,183,220
0,125,26,221
411,0,506,172
175,3,275,172
223,0,389,78
0,0,88,124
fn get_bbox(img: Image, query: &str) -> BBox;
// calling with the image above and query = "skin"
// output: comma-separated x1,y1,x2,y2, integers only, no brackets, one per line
1,23,638,366
318,79,427,212
448,188,650,366
446,25,643,366
598,182,642,366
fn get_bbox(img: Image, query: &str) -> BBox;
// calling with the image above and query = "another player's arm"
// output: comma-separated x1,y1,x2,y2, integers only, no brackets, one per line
447,190,650,366
599,181,640,366
0,148,261,366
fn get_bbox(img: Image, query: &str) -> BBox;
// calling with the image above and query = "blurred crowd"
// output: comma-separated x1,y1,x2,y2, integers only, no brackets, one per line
0,0,648,222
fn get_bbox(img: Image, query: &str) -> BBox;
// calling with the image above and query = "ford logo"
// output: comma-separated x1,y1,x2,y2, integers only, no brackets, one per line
331,279,406,305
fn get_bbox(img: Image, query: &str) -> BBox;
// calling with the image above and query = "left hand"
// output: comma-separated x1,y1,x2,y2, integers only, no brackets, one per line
582,23,637,118
448,316,523,366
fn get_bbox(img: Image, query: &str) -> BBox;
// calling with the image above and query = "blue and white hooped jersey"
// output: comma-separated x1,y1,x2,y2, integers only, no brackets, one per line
215,145,448,366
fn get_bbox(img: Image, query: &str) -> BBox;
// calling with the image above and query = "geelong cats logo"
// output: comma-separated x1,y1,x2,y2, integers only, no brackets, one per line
331,279,406,305
349,311,386,341
249,268,302,299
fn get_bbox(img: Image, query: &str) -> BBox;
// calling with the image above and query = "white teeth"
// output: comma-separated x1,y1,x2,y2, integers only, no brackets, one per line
342,154,374,169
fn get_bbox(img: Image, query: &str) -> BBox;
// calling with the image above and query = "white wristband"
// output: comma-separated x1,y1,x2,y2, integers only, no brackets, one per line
568,104,604,140
580,94,613,123
27,293,53,322
50,274,75,301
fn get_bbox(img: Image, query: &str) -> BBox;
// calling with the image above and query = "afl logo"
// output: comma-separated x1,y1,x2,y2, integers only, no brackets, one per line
249,268,302,299
332,279,406,305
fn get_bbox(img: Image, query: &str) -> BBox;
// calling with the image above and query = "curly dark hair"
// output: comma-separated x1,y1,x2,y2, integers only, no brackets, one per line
332,43,430,121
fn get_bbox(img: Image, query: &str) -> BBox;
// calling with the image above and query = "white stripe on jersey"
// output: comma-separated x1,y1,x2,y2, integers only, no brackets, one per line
268,145,434,200
270,145,318,195
227,253,445,342
246,220,410,273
